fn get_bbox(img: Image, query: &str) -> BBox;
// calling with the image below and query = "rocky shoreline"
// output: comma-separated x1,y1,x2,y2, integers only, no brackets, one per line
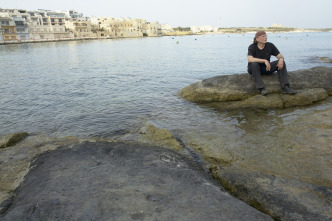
1,104,332,220
1,66,332,220
179,66,332,109
0,132,273,220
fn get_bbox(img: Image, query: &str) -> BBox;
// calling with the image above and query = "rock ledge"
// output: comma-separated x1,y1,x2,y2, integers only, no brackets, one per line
179,66,332,109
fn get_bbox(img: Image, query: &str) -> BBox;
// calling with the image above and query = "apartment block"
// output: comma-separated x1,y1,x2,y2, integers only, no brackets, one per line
65,20,96,38
0,15,17,41
27,10,55,40
93,17,143,38
46,11,73,39
0,7,164,43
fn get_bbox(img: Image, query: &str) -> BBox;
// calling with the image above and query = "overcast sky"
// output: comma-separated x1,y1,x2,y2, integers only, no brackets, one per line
1,0,332,28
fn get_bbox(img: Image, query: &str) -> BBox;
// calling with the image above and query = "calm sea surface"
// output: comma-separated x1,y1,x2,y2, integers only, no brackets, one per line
1,32,332,138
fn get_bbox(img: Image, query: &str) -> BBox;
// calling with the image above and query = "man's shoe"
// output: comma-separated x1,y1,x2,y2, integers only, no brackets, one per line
281,86,297,95
260,88,268,96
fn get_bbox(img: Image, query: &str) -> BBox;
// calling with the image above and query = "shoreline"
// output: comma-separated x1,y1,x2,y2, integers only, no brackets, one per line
1,99,332,220
0,37,100,45
1,28,331,45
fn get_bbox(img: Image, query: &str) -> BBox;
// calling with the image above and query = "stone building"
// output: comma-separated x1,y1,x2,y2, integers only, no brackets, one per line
65,20,95,38
0,15,17,41
161,24,174,35
92,17,145,38
142,21,162,37
0,9,29,41
190,25,218,33
26,10,55,40
46,10,73,39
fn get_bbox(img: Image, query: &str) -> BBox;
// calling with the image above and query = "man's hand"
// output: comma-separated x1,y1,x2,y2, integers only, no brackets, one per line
277,58,284,70
264,60,271,71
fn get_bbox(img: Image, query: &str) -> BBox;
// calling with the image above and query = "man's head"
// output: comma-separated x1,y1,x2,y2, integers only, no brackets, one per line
254,31,267,44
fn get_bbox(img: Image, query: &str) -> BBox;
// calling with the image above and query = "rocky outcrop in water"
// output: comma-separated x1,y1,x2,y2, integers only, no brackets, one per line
0,132,29,149
139,122,183,151
179,66,332,109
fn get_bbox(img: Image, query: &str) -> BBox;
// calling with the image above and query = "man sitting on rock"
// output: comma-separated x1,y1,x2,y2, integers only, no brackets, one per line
247,31,297,95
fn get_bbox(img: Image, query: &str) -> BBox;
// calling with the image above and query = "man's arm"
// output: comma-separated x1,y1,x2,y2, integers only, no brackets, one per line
276,53,284,70
248,55,271,71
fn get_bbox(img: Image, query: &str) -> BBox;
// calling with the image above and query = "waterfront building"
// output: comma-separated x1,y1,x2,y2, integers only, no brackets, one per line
1,7,164,42
272,23,282,28
0,14,17,41
190,25,218,33
14,17,29,40
27,10,55,40
142,21,162,37
0,9,29,40
46,10,73,39
58,10,84,20
93,17,145,38
161,24,173,32
65,20,96,38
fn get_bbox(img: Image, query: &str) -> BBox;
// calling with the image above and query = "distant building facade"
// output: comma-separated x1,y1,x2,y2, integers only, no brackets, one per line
27,10,55,40
272,23,282,28
65,20,95,38
91,17,162,38
142,22,162,37
190,25,218,33
0,15,17,41
0,7,164,42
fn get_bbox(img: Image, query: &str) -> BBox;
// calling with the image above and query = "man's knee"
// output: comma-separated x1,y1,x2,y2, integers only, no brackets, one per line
248,62,260,74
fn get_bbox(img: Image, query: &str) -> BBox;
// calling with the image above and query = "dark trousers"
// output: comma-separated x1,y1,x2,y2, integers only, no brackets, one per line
248,60,290,89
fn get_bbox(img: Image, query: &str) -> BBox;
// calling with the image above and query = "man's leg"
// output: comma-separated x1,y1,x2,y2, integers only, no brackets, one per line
270,60,297,94
248,62,265,89
270,60,289,88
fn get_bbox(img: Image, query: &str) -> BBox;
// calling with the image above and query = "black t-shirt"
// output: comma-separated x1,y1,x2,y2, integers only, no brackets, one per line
248,42,280,66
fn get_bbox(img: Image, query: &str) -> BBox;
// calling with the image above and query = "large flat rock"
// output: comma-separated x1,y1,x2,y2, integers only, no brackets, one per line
179,66,332,108
1,141,272,220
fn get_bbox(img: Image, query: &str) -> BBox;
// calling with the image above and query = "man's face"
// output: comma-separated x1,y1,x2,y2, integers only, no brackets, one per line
257,34,267,43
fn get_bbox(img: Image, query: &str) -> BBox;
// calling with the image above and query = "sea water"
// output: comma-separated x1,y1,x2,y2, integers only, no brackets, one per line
1,32,332,138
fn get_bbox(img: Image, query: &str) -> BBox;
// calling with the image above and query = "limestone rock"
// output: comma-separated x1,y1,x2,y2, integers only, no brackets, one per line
1,142,272,220
0,134,103,214
211,166,332,221
281,88,328,107
203,88,328,110
179,66,332,108
139,122,183,151
0,132,29,148
205,94,284,110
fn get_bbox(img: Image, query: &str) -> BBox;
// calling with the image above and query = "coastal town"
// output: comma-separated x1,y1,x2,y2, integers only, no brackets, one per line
0,7,222,44
2,7,328,45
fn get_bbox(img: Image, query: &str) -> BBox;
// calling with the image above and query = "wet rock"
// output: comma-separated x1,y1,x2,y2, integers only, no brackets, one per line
204,88,328,110
205,94,284,110
139,122,183,151
281,88,328,107
0,134,102,214
0,132,29,148
0,142,272,220
179,66,332,108
211,166,332,221
194,103,332,220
